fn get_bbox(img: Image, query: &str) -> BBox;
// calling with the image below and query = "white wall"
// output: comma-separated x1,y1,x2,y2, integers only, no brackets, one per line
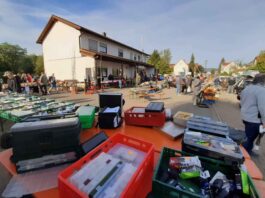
80,33,148,62
42,21,95,81
173,60,189,76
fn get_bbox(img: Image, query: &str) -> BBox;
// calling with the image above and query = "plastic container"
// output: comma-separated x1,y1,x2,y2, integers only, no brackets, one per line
187,116,229,137
173,111,194,127
152,147,260,198
182,130,244,165
124,107,166,127
58,133,155,198
76,106,95,129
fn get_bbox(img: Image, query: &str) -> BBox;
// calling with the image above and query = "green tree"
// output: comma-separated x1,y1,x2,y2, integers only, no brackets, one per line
34,56,44,75
189,53,195,76
158,49,172,74
249,51,265,73
218,57,225,74
211,68,216,75
0,42,27,73
147,50,160,69
147,49,172,74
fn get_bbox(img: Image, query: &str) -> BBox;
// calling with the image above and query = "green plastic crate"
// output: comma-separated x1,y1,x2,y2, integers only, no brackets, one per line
76,106,95,129
152,147,260,198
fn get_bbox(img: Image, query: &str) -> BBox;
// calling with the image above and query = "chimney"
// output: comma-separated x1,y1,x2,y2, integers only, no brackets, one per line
103,32,107,37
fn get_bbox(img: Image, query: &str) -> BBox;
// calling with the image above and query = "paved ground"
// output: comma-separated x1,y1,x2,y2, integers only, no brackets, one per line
0,87,264,196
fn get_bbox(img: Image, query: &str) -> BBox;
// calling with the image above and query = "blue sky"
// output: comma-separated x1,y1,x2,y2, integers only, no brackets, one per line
0,0,265,67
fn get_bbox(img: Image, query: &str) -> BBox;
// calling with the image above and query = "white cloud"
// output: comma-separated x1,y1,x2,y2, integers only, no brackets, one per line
0,0,265,66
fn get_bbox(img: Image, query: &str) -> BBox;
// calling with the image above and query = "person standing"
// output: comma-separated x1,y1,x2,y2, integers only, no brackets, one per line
0,77,3,92
240,73,265,154
7,72,16,92
48,73,58,94
175,75,181,95
39,72,48,95
192,76,202,105
26,73,33,83
14,73,22,93
227,77,236,94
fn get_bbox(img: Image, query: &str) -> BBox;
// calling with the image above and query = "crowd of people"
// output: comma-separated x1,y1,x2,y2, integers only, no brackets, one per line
0,71,58,95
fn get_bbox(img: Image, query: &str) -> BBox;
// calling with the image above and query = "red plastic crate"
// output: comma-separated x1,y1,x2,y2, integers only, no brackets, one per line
124,107,166,127
58,133,155,198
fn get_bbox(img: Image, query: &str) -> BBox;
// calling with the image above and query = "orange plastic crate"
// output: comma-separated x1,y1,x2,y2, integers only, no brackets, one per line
124,107,166,127
58,133,155,198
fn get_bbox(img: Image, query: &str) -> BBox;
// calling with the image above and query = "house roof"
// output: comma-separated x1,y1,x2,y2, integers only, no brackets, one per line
36,15,150,56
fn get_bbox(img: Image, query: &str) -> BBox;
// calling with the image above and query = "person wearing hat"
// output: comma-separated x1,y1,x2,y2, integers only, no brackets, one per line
240,73,265,153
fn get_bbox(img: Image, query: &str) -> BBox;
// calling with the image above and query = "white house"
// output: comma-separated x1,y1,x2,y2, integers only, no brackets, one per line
221,61,238,74
170,59,190,76
37,15,154,82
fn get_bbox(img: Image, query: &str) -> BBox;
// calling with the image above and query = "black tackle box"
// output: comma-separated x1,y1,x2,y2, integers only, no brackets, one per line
182,130,244,165
10,117,81,163
145,102,164,112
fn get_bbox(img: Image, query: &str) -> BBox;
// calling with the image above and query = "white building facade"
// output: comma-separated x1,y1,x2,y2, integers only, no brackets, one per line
37,15,154,82
172,59,190,76
221,62,238,74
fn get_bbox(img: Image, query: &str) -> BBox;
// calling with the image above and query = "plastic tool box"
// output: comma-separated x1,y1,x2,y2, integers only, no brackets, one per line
76,106,95,129
58,133,155,198
145,102,164,112
124,107,166,127
182,130,244,165
10,117,81,163
187,116,229,137
152,147,259,198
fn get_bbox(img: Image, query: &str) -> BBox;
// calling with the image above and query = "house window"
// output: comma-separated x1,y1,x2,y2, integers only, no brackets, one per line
97,67,108,77
138,55,141,61
99,43,107,53
118,49,123,57
89,39,98,51
134,54,137,61
130,52,133,60
112,68,119,77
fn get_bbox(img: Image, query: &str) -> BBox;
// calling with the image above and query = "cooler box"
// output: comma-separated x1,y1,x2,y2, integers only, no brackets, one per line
76,106,95,129
10,117,81,163
58,133,155,198
182,130,244,165
124,107,166,127
152,147,259,198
